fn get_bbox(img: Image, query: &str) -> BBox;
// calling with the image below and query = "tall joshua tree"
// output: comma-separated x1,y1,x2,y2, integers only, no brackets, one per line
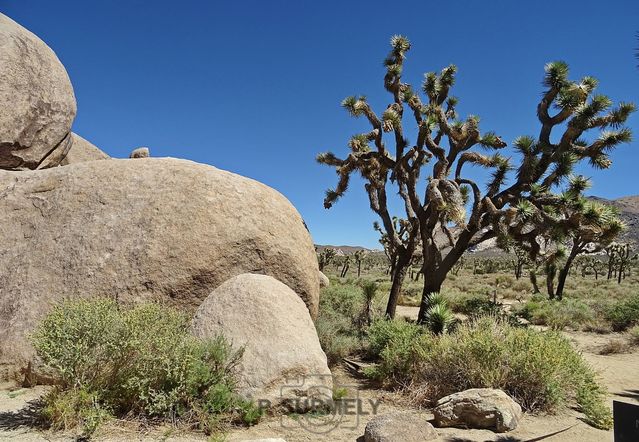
318,36,635,322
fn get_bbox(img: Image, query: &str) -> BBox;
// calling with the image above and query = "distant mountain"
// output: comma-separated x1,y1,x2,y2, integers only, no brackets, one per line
314,244,382,255
588,195,639,246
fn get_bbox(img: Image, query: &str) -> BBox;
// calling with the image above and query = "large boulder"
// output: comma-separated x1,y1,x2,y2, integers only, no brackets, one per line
364,412,437,442
59,133,110,166
0,158,319,381
191,274,331,407
433,388,522,432
0,13,76,170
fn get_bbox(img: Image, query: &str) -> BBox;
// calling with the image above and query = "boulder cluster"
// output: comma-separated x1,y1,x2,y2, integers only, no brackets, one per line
0,13,329,405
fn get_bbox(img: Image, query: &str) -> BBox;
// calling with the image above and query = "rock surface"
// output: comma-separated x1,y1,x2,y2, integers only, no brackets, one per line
130,147,150,158
192,274,331,407
364,412,437,442
0,158,319,381
0,13,76,170
59,133,110,166
319,270,330,288
433,388,522,432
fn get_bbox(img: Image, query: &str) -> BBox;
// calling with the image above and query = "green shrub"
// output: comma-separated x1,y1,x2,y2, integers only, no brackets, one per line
367,318,422,358
605,294,639,331
365,318,423,383
516,297,595,330
31,299,259,435
316,282,371,363
367,316,611,429
629,325,639,345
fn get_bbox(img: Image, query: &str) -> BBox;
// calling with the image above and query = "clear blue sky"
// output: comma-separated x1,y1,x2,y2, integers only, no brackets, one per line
3,0,638,249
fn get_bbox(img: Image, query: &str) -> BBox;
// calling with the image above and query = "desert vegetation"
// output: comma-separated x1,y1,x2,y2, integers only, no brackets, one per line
318,35,634,322
30,299,261,437
317,251,639,431
313,32,638,436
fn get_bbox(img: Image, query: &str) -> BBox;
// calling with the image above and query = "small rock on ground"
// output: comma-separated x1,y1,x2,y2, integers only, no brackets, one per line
364,411,437,441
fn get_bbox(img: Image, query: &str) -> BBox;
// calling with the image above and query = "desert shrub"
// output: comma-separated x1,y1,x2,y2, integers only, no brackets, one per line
366,316,611,429
629,325,639,345
316,281,371,363
365,318,423,383
31,299,259,436
605,293,639,331
367,318,422,358
397,285,421,306
515,297,594,330
597,339,632,355
511,279,532,293
445,290,487,314
455,296,501,316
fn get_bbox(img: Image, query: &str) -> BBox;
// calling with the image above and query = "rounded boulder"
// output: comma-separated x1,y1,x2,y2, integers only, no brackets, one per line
191,273,331,407
0,13,76,170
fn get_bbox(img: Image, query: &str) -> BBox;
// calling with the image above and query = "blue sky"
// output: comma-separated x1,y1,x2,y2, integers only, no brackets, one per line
3,0,638,248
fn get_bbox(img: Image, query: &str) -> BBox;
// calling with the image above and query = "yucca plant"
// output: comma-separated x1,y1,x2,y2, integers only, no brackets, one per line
359,281,378,327
423,294,456,335
318,36,634,321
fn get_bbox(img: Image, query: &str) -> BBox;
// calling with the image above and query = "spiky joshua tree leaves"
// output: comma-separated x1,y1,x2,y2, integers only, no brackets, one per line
318,36,635,322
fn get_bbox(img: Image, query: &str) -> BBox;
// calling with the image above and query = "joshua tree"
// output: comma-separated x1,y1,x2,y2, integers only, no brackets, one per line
606,243,637,283
340,255,351,278
515,177,624,300
317,247,336,271
577,255,604,279
353,250,367,277
512,246,529,280
318,36,634,323
554,198,623,298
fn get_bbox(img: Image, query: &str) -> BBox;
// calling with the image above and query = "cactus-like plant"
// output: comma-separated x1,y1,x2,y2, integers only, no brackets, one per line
317,247,336,271
318,36,634,322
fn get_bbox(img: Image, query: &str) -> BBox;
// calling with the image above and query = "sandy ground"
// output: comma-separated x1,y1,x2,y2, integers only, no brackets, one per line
1,320,637,441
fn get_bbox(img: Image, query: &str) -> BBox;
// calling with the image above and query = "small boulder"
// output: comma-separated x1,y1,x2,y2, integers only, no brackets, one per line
433,388,522,432
191,274,331,407
129,147,150,158
319,270,330,288
364,412,437,442
59,133,110,166
0,13,76,170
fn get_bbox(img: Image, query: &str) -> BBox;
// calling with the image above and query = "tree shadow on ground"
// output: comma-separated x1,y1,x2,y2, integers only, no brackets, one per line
0,399,49,431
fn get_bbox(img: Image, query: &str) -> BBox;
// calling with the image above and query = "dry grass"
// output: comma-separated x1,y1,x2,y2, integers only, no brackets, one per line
597,339,633,355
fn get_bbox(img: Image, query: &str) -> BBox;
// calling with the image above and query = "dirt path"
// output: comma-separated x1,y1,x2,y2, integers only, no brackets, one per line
1,332,637,441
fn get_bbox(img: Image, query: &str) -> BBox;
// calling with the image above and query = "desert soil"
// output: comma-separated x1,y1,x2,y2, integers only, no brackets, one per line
1,318,637,441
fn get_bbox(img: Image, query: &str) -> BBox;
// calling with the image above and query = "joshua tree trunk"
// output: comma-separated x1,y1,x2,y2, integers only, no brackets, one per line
385,251,411,319
555,245,580,300
530,269,541,294
416,258,452,323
